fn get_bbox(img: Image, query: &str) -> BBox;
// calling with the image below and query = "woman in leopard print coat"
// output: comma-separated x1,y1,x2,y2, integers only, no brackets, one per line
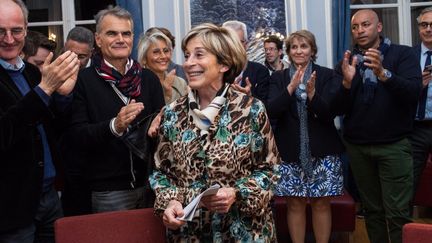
149,23,281,242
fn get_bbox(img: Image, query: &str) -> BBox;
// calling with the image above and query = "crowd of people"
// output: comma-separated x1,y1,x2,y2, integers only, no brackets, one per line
0,0,430,242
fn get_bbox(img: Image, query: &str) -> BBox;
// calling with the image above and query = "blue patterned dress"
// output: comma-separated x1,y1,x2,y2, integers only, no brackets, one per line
275,156,343,197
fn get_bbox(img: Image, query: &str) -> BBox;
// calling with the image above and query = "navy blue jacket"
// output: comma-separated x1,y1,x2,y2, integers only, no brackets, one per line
266,64,345,162
335,43,422,144
242,61,270,102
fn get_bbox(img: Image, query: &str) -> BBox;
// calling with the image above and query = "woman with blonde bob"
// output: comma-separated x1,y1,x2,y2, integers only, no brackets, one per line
149,23,280,242
137,31,188,104
267,30,344,243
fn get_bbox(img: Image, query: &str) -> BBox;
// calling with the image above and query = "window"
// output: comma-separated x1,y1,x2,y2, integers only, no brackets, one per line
25,0,115,53
350,0,432,46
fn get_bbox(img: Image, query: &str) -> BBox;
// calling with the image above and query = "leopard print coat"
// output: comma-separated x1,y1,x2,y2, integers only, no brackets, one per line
150,87,281,242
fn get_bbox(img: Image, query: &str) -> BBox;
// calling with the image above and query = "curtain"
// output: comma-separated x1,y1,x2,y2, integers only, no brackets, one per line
116,0,143,60
332,0,351,66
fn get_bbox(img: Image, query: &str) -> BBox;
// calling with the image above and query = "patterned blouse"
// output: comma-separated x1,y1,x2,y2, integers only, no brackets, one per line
150,88,281,242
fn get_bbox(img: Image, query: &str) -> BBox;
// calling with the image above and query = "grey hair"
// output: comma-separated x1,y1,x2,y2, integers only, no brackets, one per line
417,6,432,23
11,0,28,25
66,26,94,49
222,20,247,41
95,6,133,33
137,31,172,66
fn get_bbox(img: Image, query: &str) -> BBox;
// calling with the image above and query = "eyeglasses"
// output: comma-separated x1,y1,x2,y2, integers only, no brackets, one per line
0,28,25,39
265,47,278,52
419,22,432,29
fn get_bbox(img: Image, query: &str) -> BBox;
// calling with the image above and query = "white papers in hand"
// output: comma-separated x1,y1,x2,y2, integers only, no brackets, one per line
178,184,220,221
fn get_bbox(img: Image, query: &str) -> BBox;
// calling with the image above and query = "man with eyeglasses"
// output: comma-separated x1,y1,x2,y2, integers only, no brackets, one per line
410,6,432,209
0,0,80,243
66,6,164,213
336,9,421,243
263,35,289,75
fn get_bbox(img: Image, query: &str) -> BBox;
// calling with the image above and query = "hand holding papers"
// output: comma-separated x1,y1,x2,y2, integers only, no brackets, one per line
178,184,220,221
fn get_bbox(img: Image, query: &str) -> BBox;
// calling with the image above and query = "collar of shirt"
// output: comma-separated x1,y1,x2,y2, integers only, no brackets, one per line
0,57,25,72
103,58,133,74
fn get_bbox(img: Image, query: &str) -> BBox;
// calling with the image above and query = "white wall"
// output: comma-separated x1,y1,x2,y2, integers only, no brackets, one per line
142,0,189,65
142,0,334,68
285,0,333,68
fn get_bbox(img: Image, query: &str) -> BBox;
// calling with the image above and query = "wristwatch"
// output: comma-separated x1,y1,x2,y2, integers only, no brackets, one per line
378,69,392,81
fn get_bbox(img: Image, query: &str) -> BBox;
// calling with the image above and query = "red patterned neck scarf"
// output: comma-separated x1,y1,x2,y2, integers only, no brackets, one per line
92,53,142,98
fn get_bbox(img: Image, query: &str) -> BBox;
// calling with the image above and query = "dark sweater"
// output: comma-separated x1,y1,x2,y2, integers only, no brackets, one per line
68,67,165,191
334,43,422,144
266,64,345,162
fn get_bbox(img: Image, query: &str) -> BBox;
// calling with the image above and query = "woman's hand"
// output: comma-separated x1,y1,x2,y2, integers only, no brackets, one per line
200,187,236,214
287,65,304,95
306,71,317,100
162,69,176,101
148,110,163,138
162,200,186,230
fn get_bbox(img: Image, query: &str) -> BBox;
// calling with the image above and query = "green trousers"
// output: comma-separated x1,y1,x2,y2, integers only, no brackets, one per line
345,138,413,243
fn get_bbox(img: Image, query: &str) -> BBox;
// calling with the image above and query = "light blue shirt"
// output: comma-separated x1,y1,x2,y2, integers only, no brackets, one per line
420,43,432,120
0,57,25,71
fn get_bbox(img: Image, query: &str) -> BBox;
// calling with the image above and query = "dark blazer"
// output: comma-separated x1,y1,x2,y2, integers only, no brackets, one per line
0,63,62,232
413,44,426,119
242,61,270,102
266,64,345,162
68,67,165,191
413,44,421,61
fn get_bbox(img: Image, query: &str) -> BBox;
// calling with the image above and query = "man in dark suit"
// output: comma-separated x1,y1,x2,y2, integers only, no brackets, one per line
222,20,270,102
60,26,95,217
410,6,432,199
0,1,80,242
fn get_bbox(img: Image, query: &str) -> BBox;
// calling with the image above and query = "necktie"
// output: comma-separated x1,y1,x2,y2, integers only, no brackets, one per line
418,50,432,119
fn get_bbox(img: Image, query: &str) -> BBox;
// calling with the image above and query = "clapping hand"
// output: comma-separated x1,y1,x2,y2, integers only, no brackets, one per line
306,71,317,100
148,109,163,138
114,99,144,134
287,65,304,95
363,48,384,78
232,76,252,96
38,51,80,96
341,50,357,89
162,69,176,101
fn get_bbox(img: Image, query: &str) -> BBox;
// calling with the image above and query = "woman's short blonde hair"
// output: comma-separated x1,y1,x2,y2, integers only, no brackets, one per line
137,31,172,67
181,23,247,84
285,29,318,63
